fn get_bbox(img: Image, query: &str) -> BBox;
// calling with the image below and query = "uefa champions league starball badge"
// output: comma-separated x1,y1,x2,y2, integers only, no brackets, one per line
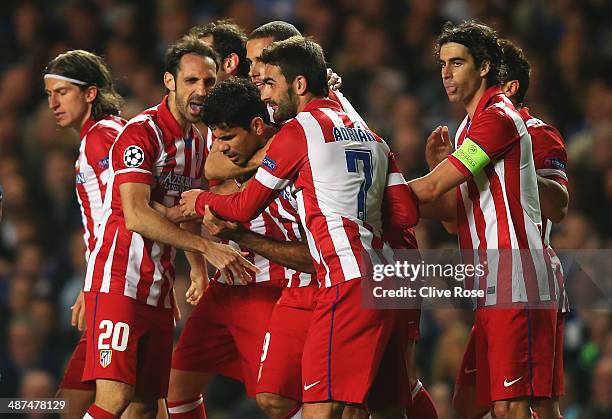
123,145,145,168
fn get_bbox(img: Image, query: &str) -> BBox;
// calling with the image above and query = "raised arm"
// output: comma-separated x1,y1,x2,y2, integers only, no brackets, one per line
180,124,305,224
205,139,262,180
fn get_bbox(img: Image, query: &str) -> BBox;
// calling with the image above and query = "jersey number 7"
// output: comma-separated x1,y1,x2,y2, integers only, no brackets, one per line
345,149,373,222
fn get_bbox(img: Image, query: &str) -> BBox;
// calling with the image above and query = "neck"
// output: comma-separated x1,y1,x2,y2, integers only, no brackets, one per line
465,81,489,119
297,92,319,113
168,93,191,136
77,108,93,131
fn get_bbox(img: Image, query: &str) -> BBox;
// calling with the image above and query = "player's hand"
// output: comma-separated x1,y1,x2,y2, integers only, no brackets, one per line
203,241,258,285
70,291,86,332
179,189,204,217
425,125,453,170
327,68,342,91
186,271,208,305
203,206,244,241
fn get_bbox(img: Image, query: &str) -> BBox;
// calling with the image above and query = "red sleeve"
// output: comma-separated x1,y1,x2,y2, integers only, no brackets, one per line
468,109,519,160
111,121,159,186
382,151,419,248
530,124,569,187
85,125,118,179
195,122,307,222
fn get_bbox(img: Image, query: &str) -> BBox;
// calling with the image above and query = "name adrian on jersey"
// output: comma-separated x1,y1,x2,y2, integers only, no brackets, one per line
332,126,376,143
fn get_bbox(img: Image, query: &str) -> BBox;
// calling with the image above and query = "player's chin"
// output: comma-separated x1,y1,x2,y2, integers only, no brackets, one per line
185,112,202,123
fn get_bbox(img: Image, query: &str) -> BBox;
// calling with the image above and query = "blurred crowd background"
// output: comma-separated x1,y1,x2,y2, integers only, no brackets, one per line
0,0,611,418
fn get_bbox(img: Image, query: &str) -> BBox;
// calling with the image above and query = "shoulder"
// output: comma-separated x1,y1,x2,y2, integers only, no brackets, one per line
472,100,521,138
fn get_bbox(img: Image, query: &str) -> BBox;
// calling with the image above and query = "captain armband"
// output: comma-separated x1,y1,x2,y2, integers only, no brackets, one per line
451,138,491,175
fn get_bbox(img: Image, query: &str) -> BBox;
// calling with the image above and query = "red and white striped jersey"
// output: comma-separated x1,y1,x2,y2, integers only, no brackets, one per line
195,98,419,287
203,132,314,288
84,97,205,308
519,107,570,312
76,115,126,261
448,86,554,306
213,186,314,288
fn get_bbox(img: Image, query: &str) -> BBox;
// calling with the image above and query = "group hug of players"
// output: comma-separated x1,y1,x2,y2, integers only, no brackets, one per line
44,16,569,419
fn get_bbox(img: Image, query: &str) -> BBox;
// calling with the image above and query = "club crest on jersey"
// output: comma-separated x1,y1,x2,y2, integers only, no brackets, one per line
75,172,86,184
262,156,277,172
123,145,145,168
332,126,376,143
100,350,112,368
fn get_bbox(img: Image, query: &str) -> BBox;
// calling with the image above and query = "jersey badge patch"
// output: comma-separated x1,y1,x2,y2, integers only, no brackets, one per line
124,145,145,168
262,156,277,172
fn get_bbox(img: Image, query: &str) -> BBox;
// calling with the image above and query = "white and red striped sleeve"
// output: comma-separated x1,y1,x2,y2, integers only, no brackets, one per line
111,121,160,186
448,109,519,177
382,151,419,249
195,122,306,222
530,123,568,188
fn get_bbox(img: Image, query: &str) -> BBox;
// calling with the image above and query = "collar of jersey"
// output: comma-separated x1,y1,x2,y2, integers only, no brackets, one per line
302,97,343,113
518,106,531,120
80,116,96,139
158,95,188,140
473,86,504,119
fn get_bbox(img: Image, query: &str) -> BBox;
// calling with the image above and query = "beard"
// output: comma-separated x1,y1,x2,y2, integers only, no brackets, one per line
272,86,299,122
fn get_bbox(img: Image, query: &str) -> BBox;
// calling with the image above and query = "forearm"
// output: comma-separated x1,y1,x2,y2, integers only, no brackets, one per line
180,222,207,275
196,178,280,223
537,176,569,223
234,231,314,273
205,148,259,181
126,204,210,253
420,189,457,223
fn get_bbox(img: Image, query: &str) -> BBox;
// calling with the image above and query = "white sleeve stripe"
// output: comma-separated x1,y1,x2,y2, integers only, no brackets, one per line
536,168,568,180
255,168,290,190
167,397,203,414
115,168,152,175
386,172,407,187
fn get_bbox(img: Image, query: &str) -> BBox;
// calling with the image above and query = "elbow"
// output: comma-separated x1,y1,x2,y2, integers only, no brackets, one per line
299,261,316,274
420,182,444,204
124,210,144,233
548,206,568,224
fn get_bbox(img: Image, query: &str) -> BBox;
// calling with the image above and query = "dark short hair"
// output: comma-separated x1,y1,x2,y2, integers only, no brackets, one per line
165,36,221,78
189,19,249,78
260,36,328,97
499,39,531,106
435,20,506,86
201,77,270,130
44,50,123,120
249,21,301,42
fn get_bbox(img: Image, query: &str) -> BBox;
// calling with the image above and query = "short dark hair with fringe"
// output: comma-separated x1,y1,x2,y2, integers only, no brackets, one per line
260,36,328,98
201,77,270,130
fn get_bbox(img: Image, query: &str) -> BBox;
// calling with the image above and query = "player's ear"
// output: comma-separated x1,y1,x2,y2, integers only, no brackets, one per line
224,53,239,75
251,117,265,135
295,75,307,95
164,72,176,91
502,80,519,99
84,85,98,104
480,60,490,78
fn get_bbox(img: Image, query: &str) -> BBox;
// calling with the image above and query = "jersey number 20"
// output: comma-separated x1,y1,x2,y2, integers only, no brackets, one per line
98,320,130,351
